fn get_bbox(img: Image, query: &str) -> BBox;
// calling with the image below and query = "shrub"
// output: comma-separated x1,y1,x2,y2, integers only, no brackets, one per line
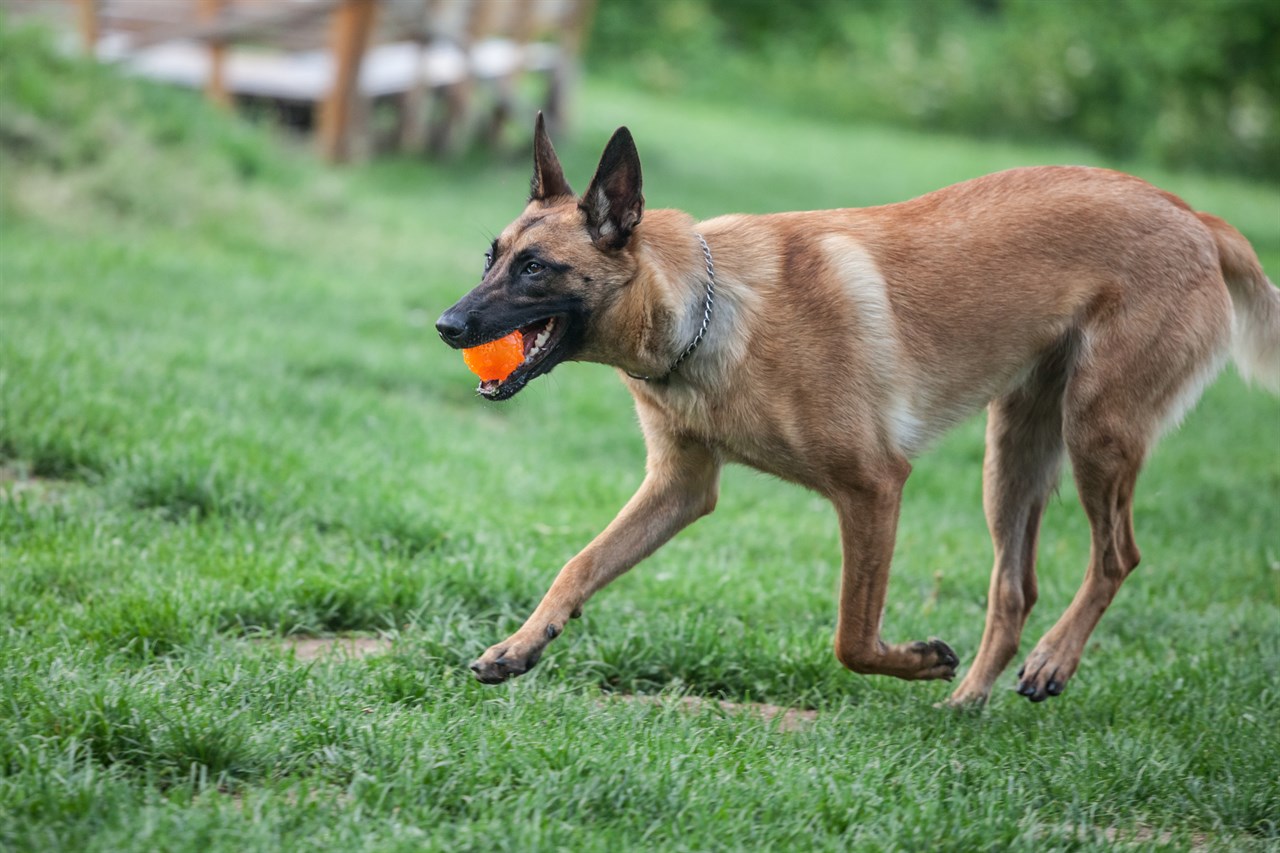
589,0,1279,180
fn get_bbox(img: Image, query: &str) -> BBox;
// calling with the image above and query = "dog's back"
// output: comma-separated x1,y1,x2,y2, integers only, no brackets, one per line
678,166,1272,459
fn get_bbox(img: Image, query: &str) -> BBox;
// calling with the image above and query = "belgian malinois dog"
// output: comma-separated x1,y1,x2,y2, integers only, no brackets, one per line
437,115,1280,704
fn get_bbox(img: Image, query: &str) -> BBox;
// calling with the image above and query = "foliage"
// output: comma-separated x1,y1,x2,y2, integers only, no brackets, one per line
589,0,1280,180
2,23,1279,852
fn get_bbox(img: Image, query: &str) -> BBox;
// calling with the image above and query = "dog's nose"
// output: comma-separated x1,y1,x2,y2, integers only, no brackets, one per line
435,310,468,347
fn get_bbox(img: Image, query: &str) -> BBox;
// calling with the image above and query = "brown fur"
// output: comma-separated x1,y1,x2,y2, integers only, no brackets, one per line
437,117,1280,704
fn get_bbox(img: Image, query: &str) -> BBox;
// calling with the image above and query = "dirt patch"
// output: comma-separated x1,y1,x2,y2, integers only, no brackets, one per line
606,693,819,732
1040,823,1216,850
0,462,76,503
279,636,393,662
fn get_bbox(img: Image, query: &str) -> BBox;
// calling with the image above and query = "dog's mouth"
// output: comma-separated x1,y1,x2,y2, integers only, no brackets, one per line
476,315,571,400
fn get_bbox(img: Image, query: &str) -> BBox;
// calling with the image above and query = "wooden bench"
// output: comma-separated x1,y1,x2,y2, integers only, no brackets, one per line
69,0,594,161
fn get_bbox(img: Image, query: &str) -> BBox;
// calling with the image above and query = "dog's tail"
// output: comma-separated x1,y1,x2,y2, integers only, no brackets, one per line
1199,212,1280,392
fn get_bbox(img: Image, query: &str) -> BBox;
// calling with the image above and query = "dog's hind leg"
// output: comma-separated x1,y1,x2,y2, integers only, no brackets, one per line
948,342,1072,706
831,456,961,681
1013,407,1146,702
1014,280,1231,702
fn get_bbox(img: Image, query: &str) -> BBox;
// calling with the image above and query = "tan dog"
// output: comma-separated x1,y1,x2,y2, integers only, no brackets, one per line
437,115,1280,704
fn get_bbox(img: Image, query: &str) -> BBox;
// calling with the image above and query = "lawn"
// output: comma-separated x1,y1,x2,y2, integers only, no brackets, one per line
1,33,1278,851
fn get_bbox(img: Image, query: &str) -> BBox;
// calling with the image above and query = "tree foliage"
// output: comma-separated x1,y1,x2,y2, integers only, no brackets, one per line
590,0,1279,180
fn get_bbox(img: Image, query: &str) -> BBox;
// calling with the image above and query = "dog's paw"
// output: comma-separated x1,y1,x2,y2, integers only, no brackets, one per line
469,640,545,684
940,685,991,709
909,637,960,681
1014,645,1076,702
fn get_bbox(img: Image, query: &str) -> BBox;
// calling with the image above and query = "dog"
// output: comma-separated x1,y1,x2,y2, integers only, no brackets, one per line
436,114,1280,704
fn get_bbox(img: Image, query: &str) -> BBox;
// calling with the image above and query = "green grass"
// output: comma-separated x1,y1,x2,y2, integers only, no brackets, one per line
1,32,1278,851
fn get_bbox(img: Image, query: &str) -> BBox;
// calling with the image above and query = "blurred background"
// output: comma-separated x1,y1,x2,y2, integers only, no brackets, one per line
590,0,1279,180
3,0,1276,176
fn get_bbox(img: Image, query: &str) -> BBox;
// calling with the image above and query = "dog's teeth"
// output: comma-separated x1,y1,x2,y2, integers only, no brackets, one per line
535,330,550,347
526,344,542,359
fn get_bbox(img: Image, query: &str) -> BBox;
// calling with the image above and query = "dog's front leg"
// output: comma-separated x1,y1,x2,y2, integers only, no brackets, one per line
469,438,720,684
831,460,959,681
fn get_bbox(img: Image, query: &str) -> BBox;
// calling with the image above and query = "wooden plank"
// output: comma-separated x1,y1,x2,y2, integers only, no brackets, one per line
114,39,465,102
119,0,344,52
318,0,378,163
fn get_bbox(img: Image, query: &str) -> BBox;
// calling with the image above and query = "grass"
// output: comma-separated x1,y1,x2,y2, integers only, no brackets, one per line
1,29,1278,851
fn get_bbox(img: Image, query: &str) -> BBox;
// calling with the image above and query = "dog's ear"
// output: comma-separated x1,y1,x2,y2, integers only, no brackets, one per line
530,112,573,202
580,127,644,250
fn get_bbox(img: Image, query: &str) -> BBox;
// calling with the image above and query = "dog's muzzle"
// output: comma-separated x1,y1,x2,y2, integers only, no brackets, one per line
435,308,470,348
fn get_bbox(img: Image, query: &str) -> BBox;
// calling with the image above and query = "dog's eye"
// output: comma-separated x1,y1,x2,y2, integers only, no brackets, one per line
522,261,545,276
483,252,493,273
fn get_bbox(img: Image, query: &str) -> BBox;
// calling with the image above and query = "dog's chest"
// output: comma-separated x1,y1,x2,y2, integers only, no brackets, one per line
642,383,821,485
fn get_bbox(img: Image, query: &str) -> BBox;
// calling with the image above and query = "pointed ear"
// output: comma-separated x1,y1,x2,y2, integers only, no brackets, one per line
580,127,644,250
530,112,573,202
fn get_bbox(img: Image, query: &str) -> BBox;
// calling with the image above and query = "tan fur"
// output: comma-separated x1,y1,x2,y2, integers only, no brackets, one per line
446,122,1280,704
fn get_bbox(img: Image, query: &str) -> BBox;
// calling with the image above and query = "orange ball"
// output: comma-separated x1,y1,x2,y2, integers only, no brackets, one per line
462,331,525,381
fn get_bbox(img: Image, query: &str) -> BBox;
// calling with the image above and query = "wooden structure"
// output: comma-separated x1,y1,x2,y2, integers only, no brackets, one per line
65,0,594,162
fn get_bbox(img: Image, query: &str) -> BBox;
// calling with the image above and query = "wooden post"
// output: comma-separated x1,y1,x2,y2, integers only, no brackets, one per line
546,0,597,133
396,0,437,153
199,0,232,110
432,0,499,156
485,0,539,148
319,0,378,164
76,0,99,56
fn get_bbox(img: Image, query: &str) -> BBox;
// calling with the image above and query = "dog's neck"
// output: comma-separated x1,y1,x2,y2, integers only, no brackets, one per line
626,234,715,383
618,210,718,383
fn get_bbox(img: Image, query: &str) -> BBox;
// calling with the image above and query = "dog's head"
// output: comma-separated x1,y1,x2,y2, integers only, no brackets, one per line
436,114,646,400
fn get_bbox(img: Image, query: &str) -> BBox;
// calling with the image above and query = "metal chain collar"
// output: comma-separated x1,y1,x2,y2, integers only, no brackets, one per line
627,233,716,383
